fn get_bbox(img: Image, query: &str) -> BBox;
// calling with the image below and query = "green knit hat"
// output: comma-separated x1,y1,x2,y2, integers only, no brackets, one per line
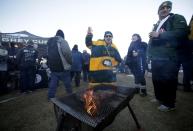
158,1,172,13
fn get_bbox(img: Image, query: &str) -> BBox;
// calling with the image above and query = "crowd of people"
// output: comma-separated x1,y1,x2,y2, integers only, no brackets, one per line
0,1,193,112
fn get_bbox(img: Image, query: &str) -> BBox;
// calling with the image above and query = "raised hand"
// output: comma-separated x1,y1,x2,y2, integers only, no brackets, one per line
87,27,93,34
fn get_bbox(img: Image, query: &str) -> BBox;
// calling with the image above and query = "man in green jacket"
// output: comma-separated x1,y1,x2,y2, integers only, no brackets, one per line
148,1,188,112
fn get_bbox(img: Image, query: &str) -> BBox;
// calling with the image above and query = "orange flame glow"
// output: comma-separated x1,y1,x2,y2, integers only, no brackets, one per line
83,89,98,116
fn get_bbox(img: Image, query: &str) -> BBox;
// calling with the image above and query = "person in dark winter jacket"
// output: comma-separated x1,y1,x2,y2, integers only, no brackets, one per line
148,1,188,112
47,29,72,99
126,34,148,96
71,44,83,87
0,42,9,94
176,16,193,92
16,39,38,93
82,50,90,82
8,43,18,72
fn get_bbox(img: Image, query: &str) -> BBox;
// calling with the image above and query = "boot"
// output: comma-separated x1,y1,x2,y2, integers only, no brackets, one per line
140,86,147,97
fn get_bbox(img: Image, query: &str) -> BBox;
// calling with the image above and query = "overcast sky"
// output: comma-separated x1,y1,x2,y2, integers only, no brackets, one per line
0,0,193,57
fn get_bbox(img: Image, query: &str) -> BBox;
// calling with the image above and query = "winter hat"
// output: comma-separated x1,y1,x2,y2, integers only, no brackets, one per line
73,44,78,50
104,31,113,37
158,1,172,13
56,29,64,38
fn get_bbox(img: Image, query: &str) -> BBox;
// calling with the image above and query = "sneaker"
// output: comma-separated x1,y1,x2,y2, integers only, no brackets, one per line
158,105,175,112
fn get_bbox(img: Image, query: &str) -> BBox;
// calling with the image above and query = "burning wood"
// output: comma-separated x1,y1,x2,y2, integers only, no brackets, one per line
82,85,117,117
83,89,99,117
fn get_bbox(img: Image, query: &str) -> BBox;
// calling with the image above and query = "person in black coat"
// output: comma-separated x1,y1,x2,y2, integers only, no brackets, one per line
148,1,188,111
16,40,38,93
126,34,147,96
47,29,72,99
0,42,9,94
126,34,148,96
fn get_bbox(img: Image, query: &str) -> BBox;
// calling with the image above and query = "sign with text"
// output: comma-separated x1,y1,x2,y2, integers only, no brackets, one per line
0,31,49,45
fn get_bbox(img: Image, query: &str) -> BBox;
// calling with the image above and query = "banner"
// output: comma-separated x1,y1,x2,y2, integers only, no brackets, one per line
0,31,49,45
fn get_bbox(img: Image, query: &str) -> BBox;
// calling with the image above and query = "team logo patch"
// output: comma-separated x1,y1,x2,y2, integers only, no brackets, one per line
103,59,112,67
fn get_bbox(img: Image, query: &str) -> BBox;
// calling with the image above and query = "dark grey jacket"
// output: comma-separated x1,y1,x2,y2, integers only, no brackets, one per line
47,36,72,72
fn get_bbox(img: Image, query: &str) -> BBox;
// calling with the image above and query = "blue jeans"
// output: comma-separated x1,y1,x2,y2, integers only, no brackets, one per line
48,71,72,99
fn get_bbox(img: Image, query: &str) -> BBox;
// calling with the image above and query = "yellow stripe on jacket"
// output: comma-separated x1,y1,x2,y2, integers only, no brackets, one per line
89,56,118,71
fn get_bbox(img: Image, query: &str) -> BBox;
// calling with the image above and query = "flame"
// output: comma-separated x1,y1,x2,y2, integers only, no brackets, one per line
83,89,98,116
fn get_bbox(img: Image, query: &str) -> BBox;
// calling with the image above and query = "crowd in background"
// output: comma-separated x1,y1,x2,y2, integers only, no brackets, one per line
0,1,193,112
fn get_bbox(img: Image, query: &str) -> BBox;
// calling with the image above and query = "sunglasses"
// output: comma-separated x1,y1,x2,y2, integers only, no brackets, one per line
105,35,112,38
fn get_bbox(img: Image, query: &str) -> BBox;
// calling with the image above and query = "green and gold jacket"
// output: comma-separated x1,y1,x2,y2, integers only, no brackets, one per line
85,34,122,84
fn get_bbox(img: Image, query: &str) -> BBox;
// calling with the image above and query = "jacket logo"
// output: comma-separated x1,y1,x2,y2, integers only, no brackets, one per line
103,59,112,67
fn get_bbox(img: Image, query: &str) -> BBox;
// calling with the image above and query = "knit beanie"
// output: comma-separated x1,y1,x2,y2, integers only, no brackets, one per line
104,31,113,37
158,1,172,13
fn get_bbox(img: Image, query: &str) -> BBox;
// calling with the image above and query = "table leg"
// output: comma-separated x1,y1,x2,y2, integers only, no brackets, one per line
56,114,65,131
127,103,141,129
53,105,64,131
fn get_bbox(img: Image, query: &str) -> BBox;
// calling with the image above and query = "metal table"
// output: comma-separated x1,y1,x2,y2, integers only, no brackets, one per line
51,85,141,131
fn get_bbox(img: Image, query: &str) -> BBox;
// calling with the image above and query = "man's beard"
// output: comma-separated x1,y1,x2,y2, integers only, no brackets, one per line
105,38,112,44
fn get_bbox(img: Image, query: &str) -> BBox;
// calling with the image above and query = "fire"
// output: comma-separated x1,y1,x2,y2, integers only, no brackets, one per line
83,89,98,116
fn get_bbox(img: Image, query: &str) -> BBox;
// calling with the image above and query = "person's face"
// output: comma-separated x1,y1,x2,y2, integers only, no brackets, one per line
158,6,171,19
104,34,113,44
131,35,138,42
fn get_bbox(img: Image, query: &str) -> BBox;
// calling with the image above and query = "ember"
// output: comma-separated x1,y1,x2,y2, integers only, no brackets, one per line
83,89,98,116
